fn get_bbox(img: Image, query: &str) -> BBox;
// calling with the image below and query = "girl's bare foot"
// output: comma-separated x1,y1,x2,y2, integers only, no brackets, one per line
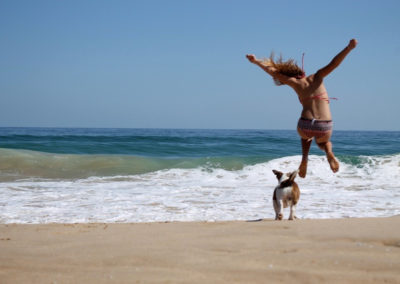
327,152,339,173
298,159,308,178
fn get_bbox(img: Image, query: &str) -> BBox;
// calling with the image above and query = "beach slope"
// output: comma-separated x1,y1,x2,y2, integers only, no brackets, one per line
1,217,399,283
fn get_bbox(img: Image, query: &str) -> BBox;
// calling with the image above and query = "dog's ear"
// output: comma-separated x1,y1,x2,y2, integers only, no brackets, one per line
272,170,283,180
289,170,298,182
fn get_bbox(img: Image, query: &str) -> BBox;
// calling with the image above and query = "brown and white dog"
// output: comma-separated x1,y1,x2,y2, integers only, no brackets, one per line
272,170,300,220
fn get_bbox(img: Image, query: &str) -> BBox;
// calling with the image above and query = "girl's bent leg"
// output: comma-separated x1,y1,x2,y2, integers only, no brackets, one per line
317,141,339,173
299,138,312,178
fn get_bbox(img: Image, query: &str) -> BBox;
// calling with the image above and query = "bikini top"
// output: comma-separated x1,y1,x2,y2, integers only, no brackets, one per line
300,92,338,104
297,54,338,103
295,53,306,79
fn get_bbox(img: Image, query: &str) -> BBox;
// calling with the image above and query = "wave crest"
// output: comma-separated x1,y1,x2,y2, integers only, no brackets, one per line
1,148,399,182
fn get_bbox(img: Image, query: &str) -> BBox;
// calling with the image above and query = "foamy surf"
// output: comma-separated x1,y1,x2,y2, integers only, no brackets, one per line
1,154,399,223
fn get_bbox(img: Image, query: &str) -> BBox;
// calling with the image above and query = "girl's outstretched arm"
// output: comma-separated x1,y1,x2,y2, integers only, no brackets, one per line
246,54,296,86
316,39,358,79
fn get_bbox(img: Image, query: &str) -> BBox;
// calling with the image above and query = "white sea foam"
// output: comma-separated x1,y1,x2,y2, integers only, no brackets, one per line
1,155,399,223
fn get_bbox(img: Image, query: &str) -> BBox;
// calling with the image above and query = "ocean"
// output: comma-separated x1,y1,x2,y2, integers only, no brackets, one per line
0,127,399,223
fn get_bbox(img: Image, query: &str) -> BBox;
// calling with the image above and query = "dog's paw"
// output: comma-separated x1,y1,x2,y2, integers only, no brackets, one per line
278,213,283,220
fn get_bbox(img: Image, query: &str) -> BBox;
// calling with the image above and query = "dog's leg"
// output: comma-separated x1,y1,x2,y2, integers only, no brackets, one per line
273,199,280,220
277,200,283,220
289,204,297,220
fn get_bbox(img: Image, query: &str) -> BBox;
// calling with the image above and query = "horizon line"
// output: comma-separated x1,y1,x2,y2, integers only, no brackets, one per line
0,126,399,132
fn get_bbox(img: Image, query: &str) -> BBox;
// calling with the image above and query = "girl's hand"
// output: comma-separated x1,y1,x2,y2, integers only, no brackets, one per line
246,54,257,63
348,39,358,50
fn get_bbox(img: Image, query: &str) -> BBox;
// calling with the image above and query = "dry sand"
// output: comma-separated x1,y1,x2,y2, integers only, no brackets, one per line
1,217,399,283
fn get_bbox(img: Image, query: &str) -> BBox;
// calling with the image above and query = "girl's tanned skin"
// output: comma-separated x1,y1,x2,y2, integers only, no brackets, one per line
246,39,358,177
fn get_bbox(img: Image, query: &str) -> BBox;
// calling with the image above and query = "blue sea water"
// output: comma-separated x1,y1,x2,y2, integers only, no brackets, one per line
0,127,399,223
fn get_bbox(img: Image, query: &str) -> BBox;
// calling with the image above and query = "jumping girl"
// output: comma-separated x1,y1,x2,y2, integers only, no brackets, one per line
246,39,358,177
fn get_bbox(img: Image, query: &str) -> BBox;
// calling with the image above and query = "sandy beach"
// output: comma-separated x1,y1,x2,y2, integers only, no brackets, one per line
1,217,399,283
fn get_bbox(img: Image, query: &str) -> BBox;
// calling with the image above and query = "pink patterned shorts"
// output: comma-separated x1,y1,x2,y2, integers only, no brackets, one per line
297,117,333,139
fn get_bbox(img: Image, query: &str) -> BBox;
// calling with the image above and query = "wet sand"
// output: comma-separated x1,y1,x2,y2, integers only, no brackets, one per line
1,217,399,283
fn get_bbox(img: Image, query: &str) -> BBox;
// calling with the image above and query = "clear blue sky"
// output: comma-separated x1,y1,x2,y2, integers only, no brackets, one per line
1,0,399,130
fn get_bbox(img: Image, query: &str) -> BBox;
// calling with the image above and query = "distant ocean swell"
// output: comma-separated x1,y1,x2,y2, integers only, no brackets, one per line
0,131,300,158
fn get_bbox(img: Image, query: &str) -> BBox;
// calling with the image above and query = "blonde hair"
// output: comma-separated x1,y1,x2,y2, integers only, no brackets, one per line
263,52,305,86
